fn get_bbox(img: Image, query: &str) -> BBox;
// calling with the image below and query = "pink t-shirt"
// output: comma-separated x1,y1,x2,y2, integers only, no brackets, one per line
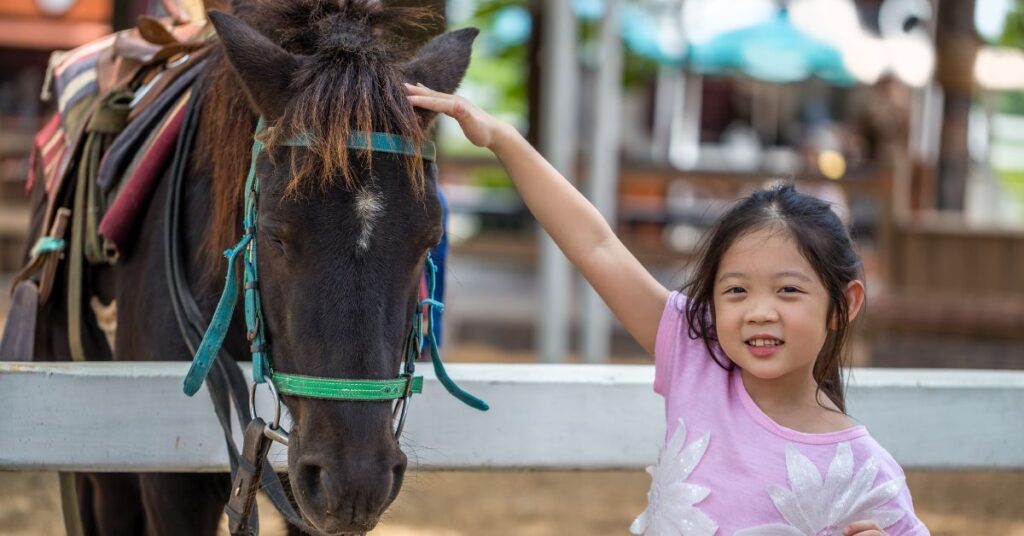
632,292,929,536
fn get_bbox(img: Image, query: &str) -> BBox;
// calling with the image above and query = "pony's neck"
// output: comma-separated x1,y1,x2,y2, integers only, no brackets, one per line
194,55,259,275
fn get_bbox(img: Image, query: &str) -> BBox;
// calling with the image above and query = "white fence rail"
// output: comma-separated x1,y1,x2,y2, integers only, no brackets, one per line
1,362,1022,471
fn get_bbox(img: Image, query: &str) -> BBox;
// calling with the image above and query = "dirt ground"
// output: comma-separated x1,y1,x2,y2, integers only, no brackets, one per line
1,469,1023,535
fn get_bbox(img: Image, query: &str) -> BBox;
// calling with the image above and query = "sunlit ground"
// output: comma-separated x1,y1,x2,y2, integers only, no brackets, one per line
1,469,1023,535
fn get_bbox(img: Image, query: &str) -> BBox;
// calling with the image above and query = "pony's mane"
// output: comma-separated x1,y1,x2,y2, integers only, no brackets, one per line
195,0,437,266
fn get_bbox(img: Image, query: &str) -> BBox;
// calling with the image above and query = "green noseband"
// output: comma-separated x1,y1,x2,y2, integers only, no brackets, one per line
183,116,487,414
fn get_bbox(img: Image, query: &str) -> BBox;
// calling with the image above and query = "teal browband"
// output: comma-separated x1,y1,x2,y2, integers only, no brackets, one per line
183,117,487,411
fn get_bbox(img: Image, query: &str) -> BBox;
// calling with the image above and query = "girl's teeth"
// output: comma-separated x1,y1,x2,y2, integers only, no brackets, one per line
749,339,781,347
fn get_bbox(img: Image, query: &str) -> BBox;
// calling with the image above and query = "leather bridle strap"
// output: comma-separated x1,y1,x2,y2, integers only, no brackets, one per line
163,91,320,536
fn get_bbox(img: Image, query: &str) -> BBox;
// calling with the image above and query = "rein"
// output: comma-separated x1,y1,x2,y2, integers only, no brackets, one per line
165,96,317,535
183,116,487,444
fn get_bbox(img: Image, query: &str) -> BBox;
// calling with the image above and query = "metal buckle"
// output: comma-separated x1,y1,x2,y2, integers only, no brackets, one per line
263,423,290,446
249,380,289,445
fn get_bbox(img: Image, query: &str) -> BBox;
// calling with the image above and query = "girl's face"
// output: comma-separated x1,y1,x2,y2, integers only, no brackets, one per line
713,227,831,383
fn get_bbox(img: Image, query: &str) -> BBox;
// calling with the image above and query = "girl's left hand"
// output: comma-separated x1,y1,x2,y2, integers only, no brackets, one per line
404,83,505,150
844,520,887,535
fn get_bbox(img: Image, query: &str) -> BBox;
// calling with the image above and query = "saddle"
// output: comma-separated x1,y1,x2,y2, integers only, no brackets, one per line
1,17,213,363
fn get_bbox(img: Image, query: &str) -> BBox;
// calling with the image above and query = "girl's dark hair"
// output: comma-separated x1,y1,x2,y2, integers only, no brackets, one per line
682,183,863,413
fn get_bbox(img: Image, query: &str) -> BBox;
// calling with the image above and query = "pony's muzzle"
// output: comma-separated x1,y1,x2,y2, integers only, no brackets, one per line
293,449,407,534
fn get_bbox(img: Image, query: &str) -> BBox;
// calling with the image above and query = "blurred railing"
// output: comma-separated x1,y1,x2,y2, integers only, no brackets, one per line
868,214,1024,367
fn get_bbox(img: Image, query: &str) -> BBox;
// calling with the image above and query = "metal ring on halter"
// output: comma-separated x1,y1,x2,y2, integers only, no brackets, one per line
249,379,283,431
263,422,290,446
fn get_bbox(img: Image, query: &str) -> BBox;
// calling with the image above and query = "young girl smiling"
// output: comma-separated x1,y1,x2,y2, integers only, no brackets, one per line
407,83,928,535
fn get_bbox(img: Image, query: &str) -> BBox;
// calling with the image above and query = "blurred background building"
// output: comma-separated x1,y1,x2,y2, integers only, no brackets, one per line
434,0,1024,369
3,0,1024,369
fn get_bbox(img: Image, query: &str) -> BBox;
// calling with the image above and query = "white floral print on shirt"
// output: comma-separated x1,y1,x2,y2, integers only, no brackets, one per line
631,418,716,536
735,442,906,536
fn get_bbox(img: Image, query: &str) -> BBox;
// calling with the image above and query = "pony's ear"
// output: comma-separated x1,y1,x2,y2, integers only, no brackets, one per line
208,10,302,120
403,28,479,125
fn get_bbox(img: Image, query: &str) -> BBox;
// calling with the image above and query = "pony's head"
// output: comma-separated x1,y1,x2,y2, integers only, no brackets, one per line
206,2,475,532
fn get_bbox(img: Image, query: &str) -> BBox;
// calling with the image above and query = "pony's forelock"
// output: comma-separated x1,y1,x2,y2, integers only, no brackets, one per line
196,0,435,273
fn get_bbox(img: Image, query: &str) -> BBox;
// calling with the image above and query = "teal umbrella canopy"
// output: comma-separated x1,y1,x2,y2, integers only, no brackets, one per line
688,9,855,84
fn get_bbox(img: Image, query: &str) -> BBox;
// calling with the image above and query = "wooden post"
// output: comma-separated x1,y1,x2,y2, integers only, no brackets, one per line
934,0,980,211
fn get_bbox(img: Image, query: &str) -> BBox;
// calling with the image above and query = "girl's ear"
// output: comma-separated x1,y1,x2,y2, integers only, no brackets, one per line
836,280,866,328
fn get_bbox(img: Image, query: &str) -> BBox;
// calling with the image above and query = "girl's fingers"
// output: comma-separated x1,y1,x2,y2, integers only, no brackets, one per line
404,82,439,97
407,95,457,115
405,84,474,120
844,520,884,535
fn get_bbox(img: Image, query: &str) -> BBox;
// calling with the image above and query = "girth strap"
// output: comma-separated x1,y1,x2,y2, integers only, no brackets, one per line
67,89,132,362
84,89,131,264
11,208,70,303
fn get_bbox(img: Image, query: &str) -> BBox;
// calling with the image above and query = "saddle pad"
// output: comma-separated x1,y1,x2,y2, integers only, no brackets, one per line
53,34,115,121
25,114,66,195
98,89,192,252
25,94,98,204
96,56,208,193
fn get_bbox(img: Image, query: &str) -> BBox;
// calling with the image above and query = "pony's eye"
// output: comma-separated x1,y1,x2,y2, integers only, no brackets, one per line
266,233,287,253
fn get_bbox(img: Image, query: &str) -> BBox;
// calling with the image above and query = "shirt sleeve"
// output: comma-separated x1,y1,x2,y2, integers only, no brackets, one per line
874,453,931,536
653,291,688,397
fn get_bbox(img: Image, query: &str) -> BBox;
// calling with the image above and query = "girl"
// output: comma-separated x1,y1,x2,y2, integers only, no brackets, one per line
406,83,928,536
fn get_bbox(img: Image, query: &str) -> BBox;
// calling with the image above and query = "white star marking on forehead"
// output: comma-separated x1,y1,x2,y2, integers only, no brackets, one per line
355,187,383,250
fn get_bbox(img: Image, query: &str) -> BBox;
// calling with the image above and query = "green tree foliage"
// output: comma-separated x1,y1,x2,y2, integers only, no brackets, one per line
997,0,1024,113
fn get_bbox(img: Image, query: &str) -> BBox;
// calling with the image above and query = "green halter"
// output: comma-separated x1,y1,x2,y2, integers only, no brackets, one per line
183,117,487,415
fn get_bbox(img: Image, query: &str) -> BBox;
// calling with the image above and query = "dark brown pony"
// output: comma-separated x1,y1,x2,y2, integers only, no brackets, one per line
25,1,477,533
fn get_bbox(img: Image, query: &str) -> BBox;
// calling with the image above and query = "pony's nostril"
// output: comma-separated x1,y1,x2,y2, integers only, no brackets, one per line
392,459,406,483
298,460,325,501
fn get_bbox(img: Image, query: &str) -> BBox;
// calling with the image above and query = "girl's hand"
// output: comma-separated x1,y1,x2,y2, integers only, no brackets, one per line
405,83,506,149
844,520,887,535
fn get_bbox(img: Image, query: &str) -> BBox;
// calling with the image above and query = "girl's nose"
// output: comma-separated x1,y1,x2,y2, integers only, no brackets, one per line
746,302,780,323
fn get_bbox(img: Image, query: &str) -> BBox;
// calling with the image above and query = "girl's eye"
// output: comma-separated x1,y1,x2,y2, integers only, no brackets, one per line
724,287,746,295
779,286,802,294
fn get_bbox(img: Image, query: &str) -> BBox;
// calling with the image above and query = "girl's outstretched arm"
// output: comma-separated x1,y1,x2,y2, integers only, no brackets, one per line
407,83,668,354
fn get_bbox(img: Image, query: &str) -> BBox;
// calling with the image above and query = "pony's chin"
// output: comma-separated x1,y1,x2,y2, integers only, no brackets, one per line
292,495,381,536
304,515,381,536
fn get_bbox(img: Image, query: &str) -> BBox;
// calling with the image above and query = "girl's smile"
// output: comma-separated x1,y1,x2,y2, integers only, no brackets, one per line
744,334,785,358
